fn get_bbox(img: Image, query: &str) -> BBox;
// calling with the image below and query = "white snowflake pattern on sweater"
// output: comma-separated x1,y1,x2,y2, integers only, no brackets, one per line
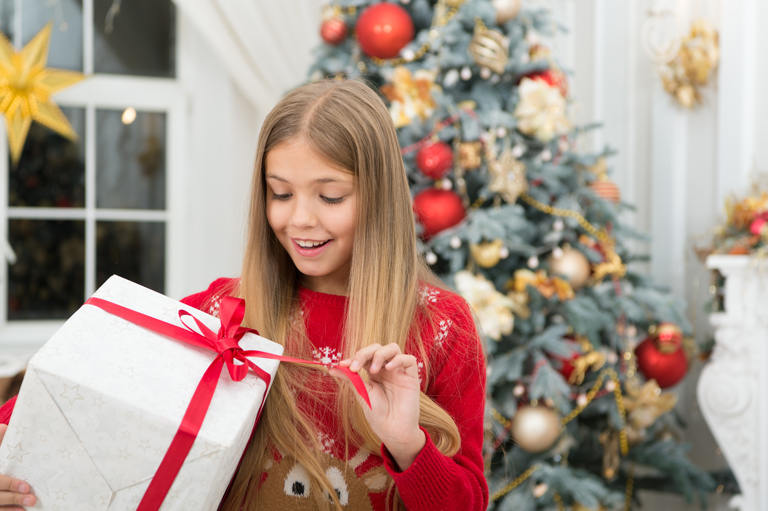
207,296,221,318
434,319,453,347
419,286,441,304
313,346,342,368
317,431,336,455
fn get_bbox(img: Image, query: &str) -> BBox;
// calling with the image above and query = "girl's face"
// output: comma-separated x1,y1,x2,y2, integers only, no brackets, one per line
265,138,357,296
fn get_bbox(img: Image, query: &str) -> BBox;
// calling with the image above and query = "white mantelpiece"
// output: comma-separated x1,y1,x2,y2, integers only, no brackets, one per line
699,255,768,511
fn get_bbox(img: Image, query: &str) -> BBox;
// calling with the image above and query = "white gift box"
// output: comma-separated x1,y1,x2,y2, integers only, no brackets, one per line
0,275,282,510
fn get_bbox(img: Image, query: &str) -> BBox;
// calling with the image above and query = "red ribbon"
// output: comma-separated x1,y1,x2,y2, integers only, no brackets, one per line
84,296,370,511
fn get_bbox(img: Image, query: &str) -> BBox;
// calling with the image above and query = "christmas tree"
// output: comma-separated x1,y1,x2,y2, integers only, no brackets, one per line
309,0,716,508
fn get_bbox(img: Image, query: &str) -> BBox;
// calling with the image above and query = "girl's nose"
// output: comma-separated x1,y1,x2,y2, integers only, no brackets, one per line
289,197,317,228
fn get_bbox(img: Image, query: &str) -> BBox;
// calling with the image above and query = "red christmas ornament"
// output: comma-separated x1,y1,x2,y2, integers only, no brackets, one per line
416,142,453,179
321,18,348,45
635,323,689,389
528,69,569,97
413,188,466,239
356,3,415,59
554,352,580,382
590,176,621,204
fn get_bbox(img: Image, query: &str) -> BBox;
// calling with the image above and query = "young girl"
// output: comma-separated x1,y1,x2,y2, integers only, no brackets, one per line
0,79,488,510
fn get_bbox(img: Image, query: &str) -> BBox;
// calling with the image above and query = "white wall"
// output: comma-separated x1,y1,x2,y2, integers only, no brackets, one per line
175,13,262,298
548,0,767,508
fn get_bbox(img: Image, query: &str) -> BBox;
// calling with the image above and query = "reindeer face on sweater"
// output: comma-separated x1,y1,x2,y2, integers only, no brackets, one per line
259,445,389,509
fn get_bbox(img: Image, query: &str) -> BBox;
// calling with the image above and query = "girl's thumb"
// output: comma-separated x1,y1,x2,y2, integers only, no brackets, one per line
0,424,6,444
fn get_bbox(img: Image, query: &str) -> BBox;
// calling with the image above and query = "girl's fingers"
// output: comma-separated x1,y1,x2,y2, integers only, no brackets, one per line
340,343,407,374
0,484,35,507
0,424,36,507
369,343,402,373
384,354,417,373
340,343,382,372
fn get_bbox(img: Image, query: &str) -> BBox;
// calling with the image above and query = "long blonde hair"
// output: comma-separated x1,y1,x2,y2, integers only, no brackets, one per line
221,79,463,510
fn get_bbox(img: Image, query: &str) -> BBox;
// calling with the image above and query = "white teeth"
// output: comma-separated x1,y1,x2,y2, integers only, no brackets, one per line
296,240,326,248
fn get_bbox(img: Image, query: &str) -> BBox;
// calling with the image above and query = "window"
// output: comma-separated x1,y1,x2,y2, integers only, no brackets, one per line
0,0,183,347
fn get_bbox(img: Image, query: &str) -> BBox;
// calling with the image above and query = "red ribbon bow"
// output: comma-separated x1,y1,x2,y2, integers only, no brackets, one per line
84,296,370,511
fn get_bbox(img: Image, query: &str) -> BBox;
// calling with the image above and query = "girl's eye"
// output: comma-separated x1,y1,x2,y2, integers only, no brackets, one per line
272,193,291,201
321,196,344,204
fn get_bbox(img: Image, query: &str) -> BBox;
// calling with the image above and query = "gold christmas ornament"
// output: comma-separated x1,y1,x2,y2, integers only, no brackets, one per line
459,141,483,170
512,269,574,302
590,237,627,285
470,238,504,268
468,21,509,75
660,19,719,109
492,0,522,24
624,379,677,445
513,77,572,142
566,351,606,385
573,505,607,511
511,405,561,453
488,147,528,203
0,22,85,164
582,157,607,176
548,247,591,290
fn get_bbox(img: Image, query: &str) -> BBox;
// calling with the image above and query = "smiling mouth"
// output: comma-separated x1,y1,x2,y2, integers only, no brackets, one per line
294,239,330,248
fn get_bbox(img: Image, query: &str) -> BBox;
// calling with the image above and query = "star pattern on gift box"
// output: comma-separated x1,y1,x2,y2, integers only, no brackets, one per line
13,422,27,435
53,488,68,502
57,447,72,460
118,447,130,460
91,395,105,409
59,383,84,405
111,318,133,333
138,439,151,452
201,441,220,457
5,442,29,462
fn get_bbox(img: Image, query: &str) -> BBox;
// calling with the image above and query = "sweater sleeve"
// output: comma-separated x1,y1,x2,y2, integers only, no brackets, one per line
381,294,488,510
0,396,16,425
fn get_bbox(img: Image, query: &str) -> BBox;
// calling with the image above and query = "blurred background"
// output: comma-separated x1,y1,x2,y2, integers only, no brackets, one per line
0,0,765,509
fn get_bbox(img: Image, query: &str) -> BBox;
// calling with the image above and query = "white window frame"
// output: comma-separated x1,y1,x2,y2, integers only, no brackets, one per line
0,1,185,356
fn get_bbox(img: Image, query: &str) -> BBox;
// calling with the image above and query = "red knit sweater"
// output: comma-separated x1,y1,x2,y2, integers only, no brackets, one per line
0,278,488,510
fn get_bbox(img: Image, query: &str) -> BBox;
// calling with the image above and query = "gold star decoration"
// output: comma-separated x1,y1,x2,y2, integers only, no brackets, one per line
0,22,85,164
623,379,677,445
488,148,528,204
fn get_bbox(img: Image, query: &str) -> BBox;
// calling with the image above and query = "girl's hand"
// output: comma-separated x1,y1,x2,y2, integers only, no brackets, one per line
0,424,35,509
334,343,426,471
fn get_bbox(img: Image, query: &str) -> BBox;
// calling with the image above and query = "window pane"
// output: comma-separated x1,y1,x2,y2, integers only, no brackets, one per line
0,1,15,41
9,107,85,208
96,109,166,210
22,0,84,72
96,221,165,294
93,0,175,77
8,219,85,320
